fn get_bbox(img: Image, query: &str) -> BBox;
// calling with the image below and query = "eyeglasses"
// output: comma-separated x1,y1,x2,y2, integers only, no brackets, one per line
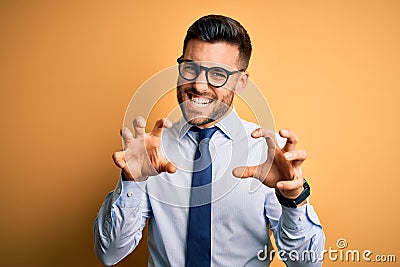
177,57,245,88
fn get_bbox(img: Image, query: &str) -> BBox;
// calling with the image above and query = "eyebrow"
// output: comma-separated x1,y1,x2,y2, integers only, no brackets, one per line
178,58,244,72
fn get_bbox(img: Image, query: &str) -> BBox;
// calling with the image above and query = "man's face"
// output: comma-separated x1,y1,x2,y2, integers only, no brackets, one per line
177,39,247,128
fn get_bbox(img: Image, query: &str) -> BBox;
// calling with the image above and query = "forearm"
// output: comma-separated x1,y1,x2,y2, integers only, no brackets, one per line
94,176,150,266
273,202,325,266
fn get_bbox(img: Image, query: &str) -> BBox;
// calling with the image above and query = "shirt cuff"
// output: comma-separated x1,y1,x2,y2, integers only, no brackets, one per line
111,173,147,208
280,200,322,230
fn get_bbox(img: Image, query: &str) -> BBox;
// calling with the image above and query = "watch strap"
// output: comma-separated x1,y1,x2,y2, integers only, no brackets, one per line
276,179,310,208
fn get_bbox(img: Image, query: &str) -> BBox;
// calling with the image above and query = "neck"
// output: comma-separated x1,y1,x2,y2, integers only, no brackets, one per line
196,106,233,129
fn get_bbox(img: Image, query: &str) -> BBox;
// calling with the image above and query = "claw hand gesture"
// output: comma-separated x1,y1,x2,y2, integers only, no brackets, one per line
112,117,176,182
233,128,307,199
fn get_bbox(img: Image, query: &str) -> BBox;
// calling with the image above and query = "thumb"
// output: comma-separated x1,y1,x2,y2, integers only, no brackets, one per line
232,165,257,178
160,160,177,174
112,151,126,169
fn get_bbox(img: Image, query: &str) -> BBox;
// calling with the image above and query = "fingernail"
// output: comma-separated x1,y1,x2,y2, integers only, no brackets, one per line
136,118,146,127
281,129,288,135
123,129,133,139
285,152,293,159
165,119,172,127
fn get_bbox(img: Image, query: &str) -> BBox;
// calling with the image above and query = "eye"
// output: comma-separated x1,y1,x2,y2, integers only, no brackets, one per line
182,63,199,74
209,68,228,80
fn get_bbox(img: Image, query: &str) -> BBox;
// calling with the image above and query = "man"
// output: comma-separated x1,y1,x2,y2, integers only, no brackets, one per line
94,15,325,266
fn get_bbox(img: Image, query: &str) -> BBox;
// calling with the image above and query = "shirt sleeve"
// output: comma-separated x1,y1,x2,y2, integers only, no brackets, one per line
94,174,152,266
265,189,325,266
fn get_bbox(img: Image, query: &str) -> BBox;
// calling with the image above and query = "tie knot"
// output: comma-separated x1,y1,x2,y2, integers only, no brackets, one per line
191,126,218,141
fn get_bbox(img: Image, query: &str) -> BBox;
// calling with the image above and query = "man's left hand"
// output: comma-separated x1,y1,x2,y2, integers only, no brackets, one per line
232,128,307,200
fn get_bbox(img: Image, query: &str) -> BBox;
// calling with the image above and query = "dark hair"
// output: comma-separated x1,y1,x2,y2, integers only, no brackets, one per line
183,15,252,70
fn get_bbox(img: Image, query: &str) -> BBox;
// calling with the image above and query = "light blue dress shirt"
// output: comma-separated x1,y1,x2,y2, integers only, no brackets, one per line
94,109,325,266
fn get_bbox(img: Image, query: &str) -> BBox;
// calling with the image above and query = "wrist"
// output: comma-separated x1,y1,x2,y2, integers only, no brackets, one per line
276,187,303,199
276,179,310,208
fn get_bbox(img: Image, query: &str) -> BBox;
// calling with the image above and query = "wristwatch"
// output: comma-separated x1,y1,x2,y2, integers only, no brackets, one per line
275,179,310,208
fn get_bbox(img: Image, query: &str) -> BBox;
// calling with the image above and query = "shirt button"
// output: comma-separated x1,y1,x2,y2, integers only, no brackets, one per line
127,192,133,197
116,188,121,194
107,217,112,223
299,215,305,221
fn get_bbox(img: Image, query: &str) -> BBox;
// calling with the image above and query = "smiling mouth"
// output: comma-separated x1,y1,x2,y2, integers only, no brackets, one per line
188,94,214,107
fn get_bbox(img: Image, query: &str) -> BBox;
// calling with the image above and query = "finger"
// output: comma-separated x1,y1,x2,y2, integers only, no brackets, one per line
150,118,172,137
112,151,126,169
276,177,303,191
232,165,257,178
252,128,278,160
251,128,275,139
265,134,277,161
160,160,177,174
279,129,298,152
120,127,134,146
284,150,307,161
285,150,307,168
133,116,146,138
250,128,262,138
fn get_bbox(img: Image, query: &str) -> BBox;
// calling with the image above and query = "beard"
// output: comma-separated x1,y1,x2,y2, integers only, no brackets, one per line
176,84,234,127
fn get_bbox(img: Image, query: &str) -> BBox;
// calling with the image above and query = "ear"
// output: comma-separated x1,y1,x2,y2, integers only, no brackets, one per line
235,71,249,94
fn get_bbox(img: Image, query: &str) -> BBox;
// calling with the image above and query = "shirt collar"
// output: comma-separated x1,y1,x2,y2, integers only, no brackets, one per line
176,107,243,141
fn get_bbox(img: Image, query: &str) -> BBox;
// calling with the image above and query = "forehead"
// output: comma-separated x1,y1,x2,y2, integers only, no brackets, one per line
183,39,240,69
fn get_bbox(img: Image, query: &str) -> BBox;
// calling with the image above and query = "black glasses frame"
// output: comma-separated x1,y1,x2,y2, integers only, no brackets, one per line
177,57,245,88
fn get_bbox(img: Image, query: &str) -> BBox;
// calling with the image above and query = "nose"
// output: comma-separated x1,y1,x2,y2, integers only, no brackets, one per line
193,69,208,93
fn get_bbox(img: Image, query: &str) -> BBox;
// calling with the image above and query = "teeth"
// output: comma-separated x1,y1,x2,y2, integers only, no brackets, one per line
191,97,211,107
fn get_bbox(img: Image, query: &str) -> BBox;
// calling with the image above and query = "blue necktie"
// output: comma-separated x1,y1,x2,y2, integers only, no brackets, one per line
186,127,218,267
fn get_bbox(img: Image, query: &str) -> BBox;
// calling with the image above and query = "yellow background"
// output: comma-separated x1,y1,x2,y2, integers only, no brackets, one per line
1,0,399,266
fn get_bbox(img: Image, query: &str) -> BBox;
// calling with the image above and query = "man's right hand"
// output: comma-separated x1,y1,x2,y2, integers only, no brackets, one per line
112,116,177,182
